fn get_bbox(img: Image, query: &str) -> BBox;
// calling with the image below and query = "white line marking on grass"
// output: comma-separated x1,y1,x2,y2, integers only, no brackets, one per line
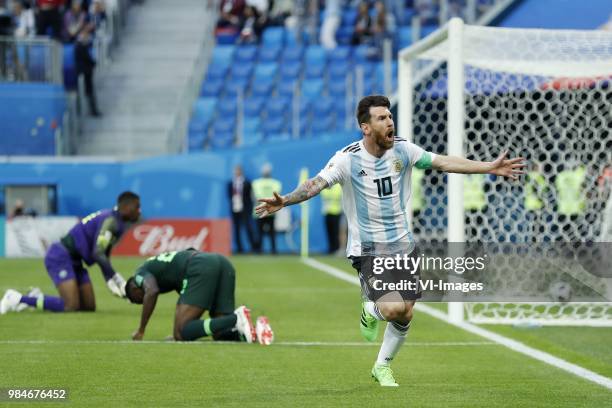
0,340,495,347
303,257,612,391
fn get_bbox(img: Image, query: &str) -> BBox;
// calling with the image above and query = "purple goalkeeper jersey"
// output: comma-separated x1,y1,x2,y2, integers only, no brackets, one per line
60,209,127,280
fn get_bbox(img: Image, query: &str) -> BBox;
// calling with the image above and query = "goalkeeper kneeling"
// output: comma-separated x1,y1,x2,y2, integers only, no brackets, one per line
124,249,273,345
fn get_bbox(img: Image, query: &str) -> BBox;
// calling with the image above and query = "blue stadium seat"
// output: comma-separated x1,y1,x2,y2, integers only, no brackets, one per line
262,115,287,135
312,96,335,117
188,134,207,152
353,62,376,77
251,77,275,97
311,114,336,134
397,27,413,49
244,96,265,116
265,96,292,119
188,119,207,151
336,26,353,45
280,60,302,80
208,130,235,149
259,45,282,63
242,130,264,147
328,79,347,97
224,77,250,97
200,77,224,97
217,97,238,117
301,79,325,99
211,46,235,67
213,119,235,134
262,27,285,47
304,62,326,79
215,31,239,45
188,118,208,136
353,45,376,63
421,24,439,38
328,45,352,63
230,61,254,80
298,97,313,117
192,98,217,122
282,45,305,63
305,46,328,66
205,63,229,81
277,78,299,98
243,116,261,133
401,7,416,25
285,28,302,46
234,45,258,63
329,60,350,80
253,62,279,81
341,8,358,27
265,132,292,143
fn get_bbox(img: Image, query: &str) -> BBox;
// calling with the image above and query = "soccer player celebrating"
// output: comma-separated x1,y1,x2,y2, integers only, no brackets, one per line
0,192,141,314
124,249,273,345
255,95,524,386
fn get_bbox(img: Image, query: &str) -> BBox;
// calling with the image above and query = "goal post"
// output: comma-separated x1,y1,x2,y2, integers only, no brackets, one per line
398,18,612,326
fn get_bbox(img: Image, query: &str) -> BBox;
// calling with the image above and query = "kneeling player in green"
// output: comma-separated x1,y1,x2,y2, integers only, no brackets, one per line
124,249,273,344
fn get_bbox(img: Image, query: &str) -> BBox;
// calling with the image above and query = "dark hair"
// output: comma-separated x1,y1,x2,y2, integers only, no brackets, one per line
117,191,140,206
356,95,390,126
124,277,137,303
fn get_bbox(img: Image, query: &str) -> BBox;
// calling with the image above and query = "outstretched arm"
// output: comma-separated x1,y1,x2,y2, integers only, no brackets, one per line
432,151,526,180
255,176,329,218
132,275,160,341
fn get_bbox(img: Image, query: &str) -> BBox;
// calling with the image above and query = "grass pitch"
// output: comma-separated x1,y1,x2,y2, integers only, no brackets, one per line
0,256,611,407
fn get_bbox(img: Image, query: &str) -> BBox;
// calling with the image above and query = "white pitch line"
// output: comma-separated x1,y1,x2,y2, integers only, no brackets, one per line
302,257,612,391
0,340,495,347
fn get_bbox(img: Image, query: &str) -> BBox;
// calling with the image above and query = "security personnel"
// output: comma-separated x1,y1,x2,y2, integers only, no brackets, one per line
525,169,547,212
321,183,342,254
555,166,586,216
524,164,549,241
464,174,487,239
252,164,282,254
555,165,587,240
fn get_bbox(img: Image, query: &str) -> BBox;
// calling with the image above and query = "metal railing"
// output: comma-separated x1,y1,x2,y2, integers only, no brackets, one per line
0,36,62,83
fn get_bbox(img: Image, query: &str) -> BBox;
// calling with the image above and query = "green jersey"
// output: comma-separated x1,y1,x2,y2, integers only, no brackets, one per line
134,250,197,293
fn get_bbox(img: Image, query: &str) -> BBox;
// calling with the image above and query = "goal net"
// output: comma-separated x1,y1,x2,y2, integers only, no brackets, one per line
398,19,612,326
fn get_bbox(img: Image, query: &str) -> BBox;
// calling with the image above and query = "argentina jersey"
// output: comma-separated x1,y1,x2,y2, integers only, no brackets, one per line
318,138,435,257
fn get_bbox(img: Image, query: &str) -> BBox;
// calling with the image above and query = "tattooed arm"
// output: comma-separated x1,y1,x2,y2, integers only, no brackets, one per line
255,176,329,218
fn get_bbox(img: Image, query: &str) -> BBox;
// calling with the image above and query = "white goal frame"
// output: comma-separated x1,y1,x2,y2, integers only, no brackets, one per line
398,18,612,326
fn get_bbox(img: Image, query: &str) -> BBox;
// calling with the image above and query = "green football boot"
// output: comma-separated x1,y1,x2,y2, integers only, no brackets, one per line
371,364,399,387
360,302,379,342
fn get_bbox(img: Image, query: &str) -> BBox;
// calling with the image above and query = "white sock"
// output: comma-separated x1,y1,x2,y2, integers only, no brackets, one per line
376,321,410,366
365,301,385,321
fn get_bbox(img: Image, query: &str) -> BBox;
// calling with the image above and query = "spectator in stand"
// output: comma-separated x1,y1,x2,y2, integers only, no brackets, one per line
415,0,437,25
89,0,105,29
217,0,245,34
36,0,65,40
371,0,395,56
75,21,101,116
267,0,291,26
62,0,87,43
13,1,36,38
351,1,372,45
9,199,25,219
247,0,268,33
320,0,341,49
238,5,259,44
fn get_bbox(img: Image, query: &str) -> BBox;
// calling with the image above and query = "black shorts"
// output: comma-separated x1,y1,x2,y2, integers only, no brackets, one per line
350,253,422,302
